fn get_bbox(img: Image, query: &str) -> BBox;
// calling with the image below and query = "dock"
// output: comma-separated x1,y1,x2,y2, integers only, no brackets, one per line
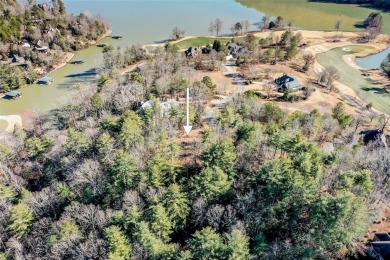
38,77,54,85
3,91,21,99
70,60,84,65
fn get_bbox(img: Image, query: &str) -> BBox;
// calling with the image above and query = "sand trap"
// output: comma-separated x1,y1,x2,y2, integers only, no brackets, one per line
0,120,8,131
314,47,322,52
342,47,351,52
0,115,22,133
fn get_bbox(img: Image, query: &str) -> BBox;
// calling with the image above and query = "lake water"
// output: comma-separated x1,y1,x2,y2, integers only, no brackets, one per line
355,45,390,70
0,0,263,115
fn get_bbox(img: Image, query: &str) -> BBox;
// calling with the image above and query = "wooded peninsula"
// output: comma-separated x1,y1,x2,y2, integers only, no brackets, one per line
0,0,109,92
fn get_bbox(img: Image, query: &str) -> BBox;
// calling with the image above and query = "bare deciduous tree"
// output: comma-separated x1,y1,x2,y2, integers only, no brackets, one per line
263,83,275,99
302,52,315,72
324,66,340,90
191,198,208,227
379,114,390,131
243,20,251,32
70,159,105,197
335,19,342,31
209,18,224,36
259,15,270,31
123,190,145,210
63,203,113,232
208,21,215,35
206,204,225,230
214,18,223,37
171,26,185,40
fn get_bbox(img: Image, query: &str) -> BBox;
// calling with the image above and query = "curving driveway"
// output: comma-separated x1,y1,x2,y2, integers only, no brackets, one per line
203,60,246,121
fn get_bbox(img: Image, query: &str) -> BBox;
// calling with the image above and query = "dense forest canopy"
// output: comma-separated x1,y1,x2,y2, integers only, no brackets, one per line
0,43,389,259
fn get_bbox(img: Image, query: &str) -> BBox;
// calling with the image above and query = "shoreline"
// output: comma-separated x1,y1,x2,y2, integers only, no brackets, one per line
345,43,389,71
0,29,112,120
44,29,112,78
352,44,390,71
43,52,75,77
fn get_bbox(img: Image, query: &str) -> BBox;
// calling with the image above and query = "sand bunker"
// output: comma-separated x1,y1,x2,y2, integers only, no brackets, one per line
0,115,22,133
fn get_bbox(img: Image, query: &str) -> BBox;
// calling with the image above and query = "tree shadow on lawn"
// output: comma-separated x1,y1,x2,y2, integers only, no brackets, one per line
362,86,390,95
361,76,385,86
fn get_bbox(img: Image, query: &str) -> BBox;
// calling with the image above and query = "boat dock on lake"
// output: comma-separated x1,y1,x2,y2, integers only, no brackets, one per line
38,77,54,85
3,91,22,100
70,60,85,65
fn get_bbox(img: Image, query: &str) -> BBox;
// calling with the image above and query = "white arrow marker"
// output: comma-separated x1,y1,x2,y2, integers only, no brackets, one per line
183,88,192,135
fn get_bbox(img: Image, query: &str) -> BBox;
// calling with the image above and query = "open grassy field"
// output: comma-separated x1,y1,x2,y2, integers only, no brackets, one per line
175,37,233,49
175,35,259,50
316,45,390,113
237,0,390,34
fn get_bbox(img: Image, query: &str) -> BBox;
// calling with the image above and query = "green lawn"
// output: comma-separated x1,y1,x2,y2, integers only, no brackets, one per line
175,37,236,50
237,0,390,34
316,45,390,113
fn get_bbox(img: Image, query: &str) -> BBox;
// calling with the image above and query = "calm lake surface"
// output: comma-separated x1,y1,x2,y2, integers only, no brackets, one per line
1,0,389,115
355,45,390,69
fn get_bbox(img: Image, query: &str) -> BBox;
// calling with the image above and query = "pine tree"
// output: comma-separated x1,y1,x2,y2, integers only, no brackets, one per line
0,184,16,201
66,129,90,155
189,227,226,259
107,150,138,203
105,226,131,260
202,137,236,177
226,230,251,260
25,135,52,158
91,92,104,114
57,0,66,15
59,220,82,240
191,167,231,201
96,132,115,163
119,111,143,150
136,222,177,258
149,203,173,242
7,203,34,239
163,184,190,229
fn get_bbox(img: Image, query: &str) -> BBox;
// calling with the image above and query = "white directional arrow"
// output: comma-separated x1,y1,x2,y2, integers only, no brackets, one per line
183,88,192,135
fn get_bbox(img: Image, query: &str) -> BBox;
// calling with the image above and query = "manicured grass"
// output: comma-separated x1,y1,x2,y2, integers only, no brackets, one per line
316,45,390,112
237,0,390,34
175,37,235,49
